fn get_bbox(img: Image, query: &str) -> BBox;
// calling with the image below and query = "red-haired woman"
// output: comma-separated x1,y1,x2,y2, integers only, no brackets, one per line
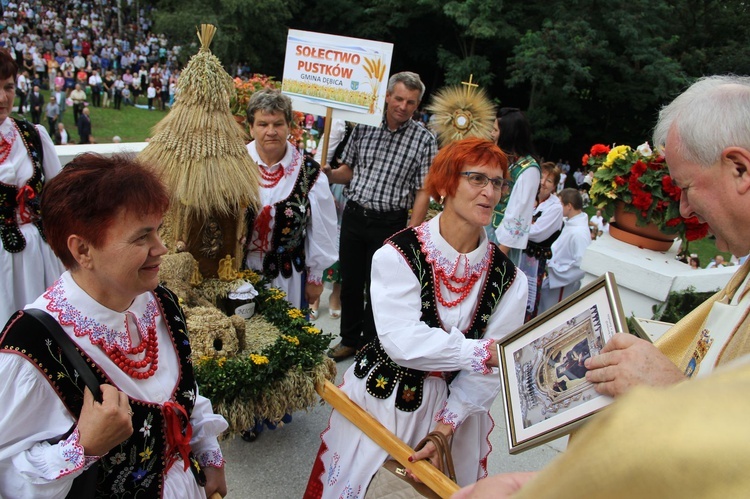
305,138,528,497
0,154,228,498
0,49,64,326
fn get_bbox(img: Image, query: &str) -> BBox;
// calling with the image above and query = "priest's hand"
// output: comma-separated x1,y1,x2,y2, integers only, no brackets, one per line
584,333,686,397
78,385,134,456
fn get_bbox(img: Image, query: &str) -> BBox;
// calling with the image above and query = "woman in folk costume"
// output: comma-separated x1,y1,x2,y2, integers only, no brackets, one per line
487,108,541,266
518,162,563,321
0,49,65,326
243,89,338,310
0,154,228,497
305,138,528,498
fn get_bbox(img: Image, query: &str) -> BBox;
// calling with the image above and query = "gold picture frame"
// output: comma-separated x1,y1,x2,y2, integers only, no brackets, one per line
497,272,629,454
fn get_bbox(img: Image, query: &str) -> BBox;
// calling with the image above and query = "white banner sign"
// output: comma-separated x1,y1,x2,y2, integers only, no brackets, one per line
282,29,393,127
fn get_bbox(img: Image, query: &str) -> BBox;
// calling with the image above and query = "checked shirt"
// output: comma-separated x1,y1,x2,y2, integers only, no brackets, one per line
341,118,437,212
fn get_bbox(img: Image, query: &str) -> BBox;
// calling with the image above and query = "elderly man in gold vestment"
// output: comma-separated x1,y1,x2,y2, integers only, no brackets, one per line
453,76,750,497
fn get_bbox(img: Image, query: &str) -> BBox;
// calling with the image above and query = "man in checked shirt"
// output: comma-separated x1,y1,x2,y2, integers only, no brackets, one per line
323,71,438,360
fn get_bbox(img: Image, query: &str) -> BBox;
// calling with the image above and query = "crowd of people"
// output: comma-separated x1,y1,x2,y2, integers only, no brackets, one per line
2,0,182,143
1,2,749,496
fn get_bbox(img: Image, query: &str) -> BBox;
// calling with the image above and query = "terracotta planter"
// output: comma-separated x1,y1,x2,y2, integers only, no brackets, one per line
610,201,675,251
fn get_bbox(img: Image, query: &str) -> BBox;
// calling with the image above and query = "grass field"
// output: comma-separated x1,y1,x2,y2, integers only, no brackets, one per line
14,89,166,143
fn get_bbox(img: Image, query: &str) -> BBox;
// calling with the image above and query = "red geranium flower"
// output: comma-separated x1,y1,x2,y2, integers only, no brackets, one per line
661,175,681,201
630,160,648,177
582,153,590,166
590,144,611,156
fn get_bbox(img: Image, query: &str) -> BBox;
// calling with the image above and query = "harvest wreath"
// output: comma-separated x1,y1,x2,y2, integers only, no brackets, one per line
158,253,336,436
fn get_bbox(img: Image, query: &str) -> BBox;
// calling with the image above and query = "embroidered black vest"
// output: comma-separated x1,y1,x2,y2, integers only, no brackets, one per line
244,155,321,279
0,286,206,497
0,118,46,253
354,228,516,412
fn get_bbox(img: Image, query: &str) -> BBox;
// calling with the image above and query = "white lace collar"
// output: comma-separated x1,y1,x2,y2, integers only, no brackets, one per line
414,213,492,279
44,271,159,353
247,140,299,177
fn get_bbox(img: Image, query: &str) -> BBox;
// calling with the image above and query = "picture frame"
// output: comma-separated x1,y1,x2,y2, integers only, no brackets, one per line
497,272,629,454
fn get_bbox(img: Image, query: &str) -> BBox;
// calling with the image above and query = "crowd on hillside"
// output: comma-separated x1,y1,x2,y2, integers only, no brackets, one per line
2,0,181,117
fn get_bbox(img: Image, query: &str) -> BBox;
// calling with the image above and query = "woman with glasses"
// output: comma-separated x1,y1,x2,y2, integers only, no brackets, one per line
487,107,541,266
305,138,528,497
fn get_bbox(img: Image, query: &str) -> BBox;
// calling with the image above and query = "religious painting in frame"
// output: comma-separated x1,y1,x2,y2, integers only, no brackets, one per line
497,272,629,454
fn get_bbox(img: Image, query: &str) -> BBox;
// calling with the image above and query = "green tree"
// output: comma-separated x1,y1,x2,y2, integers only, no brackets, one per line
153,0,301,76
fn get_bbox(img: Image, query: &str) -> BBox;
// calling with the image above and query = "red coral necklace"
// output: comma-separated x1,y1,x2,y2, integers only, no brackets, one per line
258,164,284,188
0,128,16,164
434,267,481,308
104,326,159,379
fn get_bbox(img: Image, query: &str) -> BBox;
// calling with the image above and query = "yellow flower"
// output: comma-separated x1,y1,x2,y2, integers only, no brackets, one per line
250,354,269,365
217,357,227,367
139,447,153,462
603,145,631,168
611,180,618,190
287,308,304,319
375,375,389,389
266,288,287,301
238,269,262,285
281,334,300,345
606,191,618,199
303,326,321,335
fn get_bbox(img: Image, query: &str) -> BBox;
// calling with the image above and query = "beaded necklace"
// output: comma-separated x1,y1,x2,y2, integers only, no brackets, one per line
433,256,482,308
104,325,159,379
0,124,17,164
258,163,284,188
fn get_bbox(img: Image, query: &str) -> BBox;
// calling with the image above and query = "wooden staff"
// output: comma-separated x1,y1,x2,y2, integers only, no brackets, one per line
320,107,334,167
316,380,460,498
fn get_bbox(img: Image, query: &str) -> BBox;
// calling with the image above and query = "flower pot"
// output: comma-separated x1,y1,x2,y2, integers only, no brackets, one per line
610,201,675,251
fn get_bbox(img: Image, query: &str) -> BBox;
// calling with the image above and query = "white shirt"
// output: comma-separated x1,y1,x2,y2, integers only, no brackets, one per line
496,162,541,250
546,211,592,289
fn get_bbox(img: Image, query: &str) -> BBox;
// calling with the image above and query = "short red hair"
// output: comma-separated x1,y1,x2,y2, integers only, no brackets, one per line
42,153,170,269
423,138,508,200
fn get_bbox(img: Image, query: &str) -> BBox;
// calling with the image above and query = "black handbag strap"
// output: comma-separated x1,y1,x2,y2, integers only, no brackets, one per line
25,308,103,402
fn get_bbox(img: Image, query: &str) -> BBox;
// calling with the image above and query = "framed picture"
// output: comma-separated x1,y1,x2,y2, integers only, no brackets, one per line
497,272,629,454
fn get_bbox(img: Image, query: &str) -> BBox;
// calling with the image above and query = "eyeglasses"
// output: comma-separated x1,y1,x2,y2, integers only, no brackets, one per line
460,171,505,191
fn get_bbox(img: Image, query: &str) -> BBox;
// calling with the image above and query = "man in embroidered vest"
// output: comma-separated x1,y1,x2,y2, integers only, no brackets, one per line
580,75,750,397
243,89,338,311
324,71,438,360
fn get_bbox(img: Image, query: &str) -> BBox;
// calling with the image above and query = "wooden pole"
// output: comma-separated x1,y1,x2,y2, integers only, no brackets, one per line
320,107,334,167
316,380,460,498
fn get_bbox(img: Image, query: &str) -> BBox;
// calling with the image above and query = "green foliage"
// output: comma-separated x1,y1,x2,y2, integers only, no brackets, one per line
193,283,333,405
652,286,717,323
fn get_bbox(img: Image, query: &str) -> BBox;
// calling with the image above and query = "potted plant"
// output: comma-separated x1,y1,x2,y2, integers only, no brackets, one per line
586,142,708,250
